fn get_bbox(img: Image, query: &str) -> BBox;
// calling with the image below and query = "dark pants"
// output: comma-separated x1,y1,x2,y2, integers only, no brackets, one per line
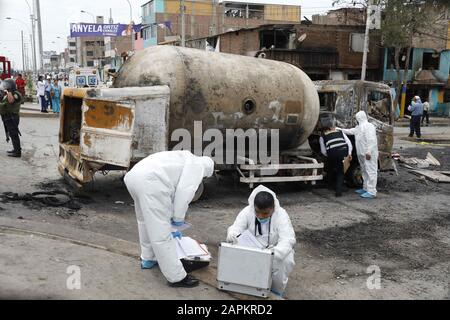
39,95,47,112
45,91,52,109
2,113,21,153
422,111,429,125
326,147,348,195
409,115,422,138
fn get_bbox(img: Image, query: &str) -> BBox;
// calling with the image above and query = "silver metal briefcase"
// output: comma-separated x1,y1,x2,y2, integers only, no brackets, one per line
217,242,274,298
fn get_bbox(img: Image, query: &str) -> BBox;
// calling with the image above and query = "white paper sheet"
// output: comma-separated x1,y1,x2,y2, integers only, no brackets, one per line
237,230,265,249
176,237,210,258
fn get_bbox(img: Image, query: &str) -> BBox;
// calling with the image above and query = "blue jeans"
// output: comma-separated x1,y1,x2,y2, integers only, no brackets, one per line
39,95,47,112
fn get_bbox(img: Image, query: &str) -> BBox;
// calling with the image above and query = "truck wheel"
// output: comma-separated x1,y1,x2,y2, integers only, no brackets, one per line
346,164,363,188
192,182,204,202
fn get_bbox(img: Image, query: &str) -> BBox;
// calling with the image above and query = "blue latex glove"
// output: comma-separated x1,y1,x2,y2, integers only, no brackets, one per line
171,219,185,227
171,230,183,239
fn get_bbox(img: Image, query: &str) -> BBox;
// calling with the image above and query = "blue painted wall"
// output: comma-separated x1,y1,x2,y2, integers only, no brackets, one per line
383,48,450,82
141,0,165,48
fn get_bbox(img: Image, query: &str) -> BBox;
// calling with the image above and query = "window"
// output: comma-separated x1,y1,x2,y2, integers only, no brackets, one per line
142,1,154,17
151,25,156,38
69,50,76,54
260,29,293,49
367,90,391,123
88,75,98,86
318,92,337,112
85,41,95,46
76,76,86,87
443,90,450,103
70,58,75,62
350,33,365,53
386,48,413,70
69,42,76,47
422,52,440,70
86,61,94,67
86,51,94,57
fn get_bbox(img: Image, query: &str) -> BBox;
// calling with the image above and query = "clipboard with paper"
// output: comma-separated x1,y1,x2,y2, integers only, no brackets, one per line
175,236,211,272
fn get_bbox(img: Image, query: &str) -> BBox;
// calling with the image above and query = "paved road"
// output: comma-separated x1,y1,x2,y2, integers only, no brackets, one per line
0,116,449,299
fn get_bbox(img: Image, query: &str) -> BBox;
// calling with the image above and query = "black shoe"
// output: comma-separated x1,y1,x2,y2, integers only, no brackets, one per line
335,192,342,197
408,134,413,137
169,274,199,288
7,152,21,158
7,150,15,154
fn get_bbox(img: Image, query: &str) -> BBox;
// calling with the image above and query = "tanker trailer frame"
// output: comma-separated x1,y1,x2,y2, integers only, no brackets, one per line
58,86,324,190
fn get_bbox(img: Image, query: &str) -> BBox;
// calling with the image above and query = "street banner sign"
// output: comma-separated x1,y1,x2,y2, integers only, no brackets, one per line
70,23,142,37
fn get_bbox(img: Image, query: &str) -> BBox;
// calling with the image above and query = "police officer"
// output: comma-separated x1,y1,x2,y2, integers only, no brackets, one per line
319,114,353,197
0,79,23,157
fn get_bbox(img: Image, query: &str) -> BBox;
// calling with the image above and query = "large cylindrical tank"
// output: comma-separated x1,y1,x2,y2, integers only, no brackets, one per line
113,46,319,151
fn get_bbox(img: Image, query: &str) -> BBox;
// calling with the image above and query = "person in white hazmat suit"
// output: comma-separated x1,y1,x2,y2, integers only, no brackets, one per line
339,110,379,199
226,185,296,297
124,150,214,288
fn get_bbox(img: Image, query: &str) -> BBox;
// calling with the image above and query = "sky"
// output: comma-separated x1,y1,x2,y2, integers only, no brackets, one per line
0,0,342,71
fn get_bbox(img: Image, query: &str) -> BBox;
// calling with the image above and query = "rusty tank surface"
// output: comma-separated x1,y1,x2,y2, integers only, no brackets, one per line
113,45,320,151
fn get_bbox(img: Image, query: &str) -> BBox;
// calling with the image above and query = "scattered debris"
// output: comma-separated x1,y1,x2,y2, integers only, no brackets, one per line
409,169,450,183
17,216,24,220
398,152,441,169
0,190,82,210
115,201,125,205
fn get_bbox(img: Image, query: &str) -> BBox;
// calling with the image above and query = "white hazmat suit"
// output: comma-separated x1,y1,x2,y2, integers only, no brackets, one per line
124,150,214,283
340,111,379,196
226,185,296,294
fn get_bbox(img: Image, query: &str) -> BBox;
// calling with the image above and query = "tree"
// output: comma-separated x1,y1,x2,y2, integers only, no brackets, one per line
332,0,449,117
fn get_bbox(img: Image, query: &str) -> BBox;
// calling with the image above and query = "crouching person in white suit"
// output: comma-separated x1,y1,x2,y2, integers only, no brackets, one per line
124,150,214,288
226,185,296,297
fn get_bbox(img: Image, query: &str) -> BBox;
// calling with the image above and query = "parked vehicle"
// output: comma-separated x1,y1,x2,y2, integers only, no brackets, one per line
0,56,11,80
68,67,101,88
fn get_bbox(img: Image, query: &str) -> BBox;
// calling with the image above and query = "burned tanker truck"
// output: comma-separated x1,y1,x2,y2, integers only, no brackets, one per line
58,45,323,189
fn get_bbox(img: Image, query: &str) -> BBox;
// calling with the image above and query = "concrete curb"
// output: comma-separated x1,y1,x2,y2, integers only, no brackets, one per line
20,111,59,118
0,216,140,258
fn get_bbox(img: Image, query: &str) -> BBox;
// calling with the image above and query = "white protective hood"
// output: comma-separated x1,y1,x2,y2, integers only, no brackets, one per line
227,185,296,261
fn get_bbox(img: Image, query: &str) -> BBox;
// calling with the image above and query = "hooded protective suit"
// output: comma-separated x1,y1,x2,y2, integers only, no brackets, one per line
226,185,296,294
340,111,378,196
124,150,214,283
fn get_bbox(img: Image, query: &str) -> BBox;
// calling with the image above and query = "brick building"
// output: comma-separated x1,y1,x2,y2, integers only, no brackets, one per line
140,0,301,48
181,23,383,81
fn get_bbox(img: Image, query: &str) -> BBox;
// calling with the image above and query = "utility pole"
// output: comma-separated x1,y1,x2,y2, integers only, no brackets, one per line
361,0,373,81
181,0,186,47
126,0,134,52
21,30,25,71
35,0,44,71
25,0,37,74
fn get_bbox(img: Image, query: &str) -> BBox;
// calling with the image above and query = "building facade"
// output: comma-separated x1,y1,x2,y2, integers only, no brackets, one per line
140,0,301,48
180,23,382,81
382,5,450,115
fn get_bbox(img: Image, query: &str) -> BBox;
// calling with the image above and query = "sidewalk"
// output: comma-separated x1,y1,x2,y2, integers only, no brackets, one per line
20,102,59,118
395,116,450,127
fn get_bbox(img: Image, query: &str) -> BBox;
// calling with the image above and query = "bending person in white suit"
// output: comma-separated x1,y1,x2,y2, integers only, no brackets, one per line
227,185,296,297
124,150,214,288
